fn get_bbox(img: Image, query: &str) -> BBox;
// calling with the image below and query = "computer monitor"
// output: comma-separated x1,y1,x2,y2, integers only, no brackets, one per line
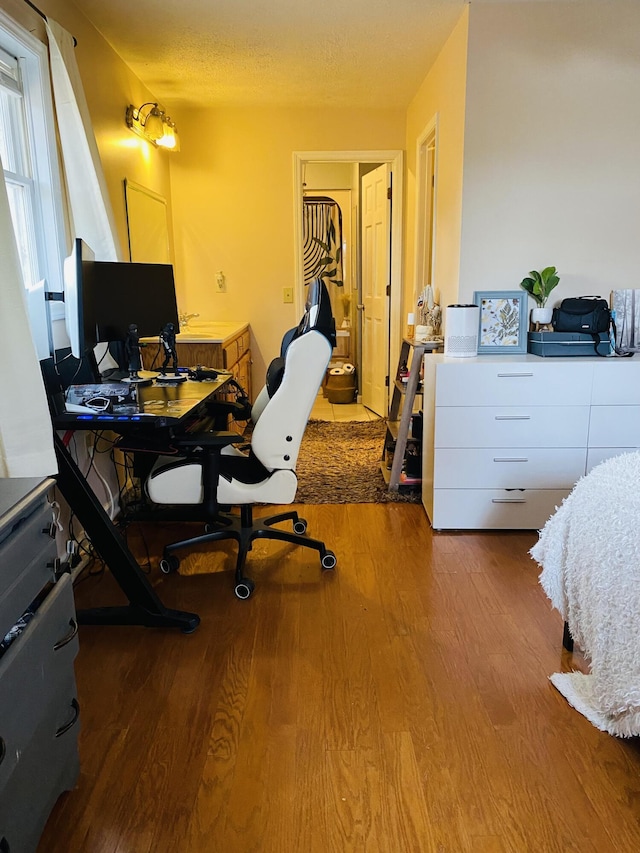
63,238,98,359
92,262,180,342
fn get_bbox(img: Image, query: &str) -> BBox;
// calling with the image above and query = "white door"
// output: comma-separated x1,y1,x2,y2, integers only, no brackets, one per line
361,163,391,416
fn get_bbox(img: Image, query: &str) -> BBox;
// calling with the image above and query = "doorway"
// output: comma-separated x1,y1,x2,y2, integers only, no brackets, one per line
293,150,404,411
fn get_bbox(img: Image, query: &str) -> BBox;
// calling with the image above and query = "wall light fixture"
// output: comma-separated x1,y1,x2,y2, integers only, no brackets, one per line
125,102,180,152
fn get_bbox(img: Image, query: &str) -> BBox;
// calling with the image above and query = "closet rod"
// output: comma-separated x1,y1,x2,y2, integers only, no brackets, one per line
303,195,339,204
23,0,77,45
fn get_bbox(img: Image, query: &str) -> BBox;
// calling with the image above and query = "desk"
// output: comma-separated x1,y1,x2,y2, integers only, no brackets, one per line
51,374,233,633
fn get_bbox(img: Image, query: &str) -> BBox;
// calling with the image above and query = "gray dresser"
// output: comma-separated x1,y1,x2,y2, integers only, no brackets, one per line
0,477,80,853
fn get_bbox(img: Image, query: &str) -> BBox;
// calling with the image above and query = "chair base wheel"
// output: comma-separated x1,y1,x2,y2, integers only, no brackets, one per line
159,554,180,574
293,518,307,535
321,551,337,570
234,578,255,600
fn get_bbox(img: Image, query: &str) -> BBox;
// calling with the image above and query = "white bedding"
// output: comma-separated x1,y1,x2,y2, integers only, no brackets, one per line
530,450,640,737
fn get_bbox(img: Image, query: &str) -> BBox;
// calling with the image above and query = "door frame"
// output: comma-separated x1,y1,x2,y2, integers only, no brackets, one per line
293,150,404,395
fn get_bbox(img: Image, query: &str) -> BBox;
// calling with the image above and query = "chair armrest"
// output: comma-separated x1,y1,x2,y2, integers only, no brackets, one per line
173,430,242,449
204,399,252,421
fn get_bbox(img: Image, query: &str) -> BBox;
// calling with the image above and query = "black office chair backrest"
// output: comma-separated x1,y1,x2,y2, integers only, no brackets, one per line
265,280,336,400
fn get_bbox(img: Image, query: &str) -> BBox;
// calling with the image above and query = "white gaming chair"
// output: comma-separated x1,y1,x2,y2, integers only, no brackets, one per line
145,279,337,599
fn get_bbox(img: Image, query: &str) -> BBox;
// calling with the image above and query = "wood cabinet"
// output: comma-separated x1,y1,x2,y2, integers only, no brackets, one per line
141,322,252,402
0,477,80,852
422,355,640,530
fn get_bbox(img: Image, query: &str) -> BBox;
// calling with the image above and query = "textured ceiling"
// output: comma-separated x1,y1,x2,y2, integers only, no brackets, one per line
71,0,467,110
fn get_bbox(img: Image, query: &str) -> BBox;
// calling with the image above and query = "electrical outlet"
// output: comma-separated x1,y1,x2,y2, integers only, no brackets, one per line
215,271,226,292
283,287,294,303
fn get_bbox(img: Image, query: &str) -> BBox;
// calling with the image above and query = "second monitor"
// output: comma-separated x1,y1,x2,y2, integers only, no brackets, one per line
93,262,180,342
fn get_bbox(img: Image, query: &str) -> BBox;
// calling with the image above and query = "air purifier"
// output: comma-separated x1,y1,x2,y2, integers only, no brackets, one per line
444,304,480,358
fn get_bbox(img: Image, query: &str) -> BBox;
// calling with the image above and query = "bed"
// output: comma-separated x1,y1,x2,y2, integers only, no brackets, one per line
530,450,640,737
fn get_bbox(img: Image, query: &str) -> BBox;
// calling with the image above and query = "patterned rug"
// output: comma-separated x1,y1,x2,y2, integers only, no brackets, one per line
295,419,421,504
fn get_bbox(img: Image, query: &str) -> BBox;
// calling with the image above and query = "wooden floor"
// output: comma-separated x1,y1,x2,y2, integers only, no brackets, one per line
39,504,640,852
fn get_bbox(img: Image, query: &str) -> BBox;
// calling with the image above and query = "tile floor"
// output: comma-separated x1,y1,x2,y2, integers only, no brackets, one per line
310,390,382,422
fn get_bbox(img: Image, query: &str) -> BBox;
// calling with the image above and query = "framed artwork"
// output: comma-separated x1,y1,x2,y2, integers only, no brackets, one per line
473,290,528,354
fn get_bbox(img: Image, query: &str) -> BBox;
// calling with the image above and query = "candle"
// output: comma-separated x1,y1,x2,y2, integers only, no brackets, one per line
407,312,415,339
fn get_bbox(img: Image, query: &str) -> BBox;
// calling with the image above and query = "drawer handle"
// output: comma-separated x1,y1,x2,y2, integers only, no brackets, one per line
0,736,5,766
56,698,80,738
497,372,534,378
53,618,79,651
493,457,529,463
492,498,527,504
494,415,531,421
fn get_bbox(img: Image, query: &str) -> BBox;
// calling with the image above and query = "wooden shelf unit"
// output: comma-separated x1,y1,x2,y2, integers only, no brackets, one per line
383,339,432,491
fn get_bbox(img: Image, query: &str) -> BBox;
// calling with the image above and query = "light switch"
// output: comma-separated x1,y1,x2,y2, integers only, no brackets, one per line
283,287,294,303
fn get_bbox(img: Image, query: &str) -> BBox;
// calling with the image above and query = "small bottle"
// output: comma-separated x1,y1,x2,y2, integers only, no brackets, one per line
399,360,409,383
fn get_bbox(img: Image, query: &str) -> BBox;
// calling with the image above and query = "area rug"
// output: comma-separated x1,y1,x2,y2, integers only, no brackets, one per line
294,419,421,504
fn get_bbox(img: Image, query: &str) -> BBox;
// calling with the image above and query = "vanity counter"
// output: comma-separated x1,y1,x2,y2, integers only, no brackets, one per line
141,321,252,404
175,321,250,344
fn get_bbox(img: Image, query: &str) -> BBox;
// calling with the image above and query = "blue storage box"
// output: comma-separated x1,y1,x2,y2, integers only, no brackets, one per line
528,331,611,357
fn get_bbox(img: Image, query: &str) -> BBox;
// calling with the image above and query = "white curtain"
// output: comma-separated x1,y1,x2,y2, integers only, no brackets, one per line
45,19,121,261
0,160,57,477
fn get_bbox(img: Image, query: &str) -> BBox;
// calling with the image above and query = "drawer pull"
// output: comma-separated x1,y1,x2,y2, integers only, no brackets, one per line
53,618,79,651
0,736,5,766
56,698,80,738
497,372,534,378
493,457,529,463
492,498,527,504
494,415,531,421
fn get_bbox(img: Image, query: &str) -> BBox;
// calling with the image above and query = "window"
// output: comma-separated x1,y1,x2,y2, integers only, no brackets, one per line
0,11,67,350
0,45,40,288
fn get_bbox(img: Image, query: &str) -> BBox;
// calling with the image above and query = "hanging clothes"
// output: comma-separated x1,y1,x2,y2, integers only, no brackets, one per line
302,198,343,289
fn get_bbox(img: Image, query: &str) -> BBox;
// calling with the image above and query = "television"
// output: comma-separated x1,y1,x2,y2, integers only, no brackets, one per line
92,262,180,343
63,238,98,360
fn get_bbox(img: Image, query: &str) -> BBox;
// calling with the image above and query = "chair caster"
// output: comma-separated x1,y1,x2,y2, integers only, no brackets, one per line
293,518,307,535
321,550,337,570
159,554,180,574
234,578,255,600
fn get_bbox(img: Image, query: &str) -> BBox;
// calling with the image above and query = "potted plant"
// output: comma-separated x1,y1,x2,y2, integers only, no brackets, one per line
520,267,559,327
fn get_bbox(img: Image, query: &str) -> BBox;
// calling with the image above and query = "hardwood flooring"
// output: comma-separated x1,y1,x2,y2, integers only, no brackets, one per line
39,504,640,852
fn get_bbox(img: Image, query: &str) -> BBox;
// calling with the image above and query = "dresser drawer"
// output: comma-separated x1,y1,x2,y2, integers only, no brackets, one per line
589,405,640,447
435,362,592,407
587,448,637,472
431,488,570,530
0,573,78,789
0,677,79,853
0,502,56,640
434,448,585,489
435,406,589,448
591,362,640,404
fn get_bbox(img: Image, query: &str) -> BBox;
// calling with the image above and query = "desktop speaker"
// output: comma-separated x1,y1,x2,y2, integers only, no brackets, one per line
444,305,480,358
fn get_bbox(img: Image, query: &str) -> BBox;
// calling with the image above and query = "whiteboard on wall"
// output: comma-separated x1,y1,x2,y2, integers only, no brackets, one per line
124,179,170,264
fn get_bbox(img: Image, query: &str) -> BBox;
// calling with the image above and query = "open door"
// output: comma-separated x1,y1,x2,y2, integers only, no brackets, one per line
360,163,391,416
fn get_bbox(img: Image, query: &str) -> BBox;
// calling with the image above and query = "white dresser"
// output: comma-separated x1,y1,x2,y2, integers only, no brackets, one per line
421,354,640,530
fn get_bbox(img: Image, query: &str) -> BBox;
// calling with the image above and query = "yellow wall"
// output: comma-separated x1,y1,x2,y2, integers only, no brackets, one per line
404,6,468,317
170,106,404,381
459,0,640,303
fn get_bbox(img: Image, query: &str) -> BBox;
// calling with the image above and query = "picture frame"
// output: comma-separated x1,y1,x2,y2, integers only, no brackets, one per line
473,290,528,354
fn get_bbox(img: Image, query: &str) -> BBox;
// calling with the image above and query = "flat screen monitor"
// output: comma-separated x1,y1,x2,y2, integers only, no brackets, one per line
92,262,180,342
63,238,98,359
